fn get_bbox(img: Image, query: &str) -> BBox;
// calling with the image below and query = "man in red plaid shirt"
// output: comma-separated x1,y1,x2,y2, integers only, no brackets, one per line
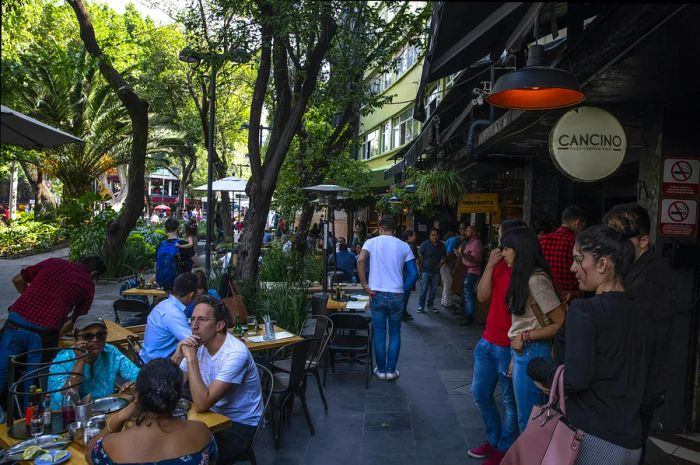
0,256,105,407
539,206,586,304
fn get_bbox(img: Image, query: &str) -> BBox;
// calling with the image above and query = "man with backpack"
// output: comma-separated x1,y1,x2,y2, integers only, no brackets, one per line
155,218,185,290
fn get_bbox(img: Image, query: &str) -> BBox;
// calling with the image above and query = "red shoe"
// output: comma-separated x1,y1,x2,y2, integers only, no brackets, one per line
482,450,505,465
468,442,494,459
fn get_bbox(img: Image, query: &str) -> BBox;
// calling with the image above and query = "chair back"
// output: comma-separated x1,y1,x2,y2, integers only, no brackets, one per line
299,315,333,367
287,339,312,389
329,312,370,333
124,336,145,367
113,299,150,325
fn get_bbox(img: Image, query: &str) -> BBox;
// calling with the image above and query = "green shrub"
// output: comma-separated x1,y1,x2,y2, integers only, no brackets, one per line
0,217,68,257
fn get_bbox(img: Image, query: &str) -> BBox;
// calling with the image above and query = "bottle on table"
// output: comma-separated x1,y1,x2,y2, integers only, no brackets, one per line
43,393,52,427
30,407,44,437
25,385,37,426
234,315,243,335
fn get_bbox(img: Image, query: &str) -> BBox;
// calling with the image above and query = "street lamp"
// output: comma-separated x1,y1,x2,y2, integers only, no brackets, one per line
179,46,250,273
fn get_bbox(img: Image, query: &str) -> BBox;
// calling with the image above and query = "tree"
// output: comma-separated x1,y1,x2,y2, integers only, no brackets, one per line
274,2,429,241
66,0,149,255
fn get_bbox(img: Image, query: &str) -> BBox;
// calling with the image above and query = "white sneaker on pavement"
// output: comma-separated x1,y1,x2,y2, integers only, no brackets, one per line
385,370,400,381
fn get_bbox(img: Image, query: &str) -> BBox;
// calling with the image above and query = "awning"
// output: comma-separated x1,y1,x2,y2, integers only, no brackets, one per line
414,2,538,121
1,105,84,148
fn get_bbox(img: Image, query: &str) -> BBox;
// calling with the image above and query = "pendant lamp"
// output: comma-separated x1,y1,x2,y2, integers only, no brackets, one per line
486,44,584,110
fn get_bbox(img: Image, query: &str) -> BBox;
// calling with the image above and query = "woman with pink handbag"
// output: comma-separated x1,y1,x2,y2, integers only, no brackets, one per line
517,225,647,465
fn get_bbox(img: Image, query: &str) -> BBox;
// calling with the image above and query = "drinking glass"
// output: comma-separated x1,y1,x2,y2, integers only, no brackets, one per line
247,316,257,334
30,416,44,437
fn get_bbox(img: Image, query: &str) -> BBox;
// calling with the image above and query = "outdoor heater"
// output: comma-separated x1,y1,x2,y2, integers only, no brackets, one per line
301,184,352,293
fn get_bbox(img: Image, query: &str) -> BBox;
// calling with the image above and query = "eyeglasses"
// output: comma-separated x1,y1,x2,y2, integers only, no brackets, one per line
77,331,108,342
188,317,216,325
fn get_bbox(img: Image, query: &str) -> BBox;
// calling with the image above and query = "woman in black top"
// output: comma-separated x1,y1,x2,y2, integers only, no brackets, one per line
563,225,647,464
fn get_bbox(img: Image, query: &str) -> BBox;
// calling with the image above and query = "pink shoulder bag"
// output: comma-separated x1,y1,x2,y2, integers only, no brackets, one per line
502,365,584,465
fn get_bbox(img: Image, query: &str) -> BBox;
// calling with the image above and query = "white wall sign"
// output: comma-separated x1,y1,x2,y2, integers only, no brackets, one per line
662,158,700,196
659,198,698,236
549,106,628,182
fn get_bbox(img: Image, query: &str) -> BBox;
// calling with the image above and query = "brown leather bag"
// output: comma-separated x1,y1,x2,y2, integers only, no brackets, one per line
222,281,248,327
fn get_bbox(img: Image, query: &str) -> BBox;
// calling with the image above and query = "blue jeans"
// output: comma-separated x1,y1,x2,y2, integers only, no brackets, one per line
418,272,439,309
512,340,552,432
471,338,518,452
0,316,45,409
370,292,404,373
463,273,479,317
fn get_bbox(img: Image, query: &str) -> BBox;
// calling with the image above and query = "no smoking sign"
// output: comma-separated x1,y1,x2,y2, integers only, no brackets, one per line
663,158,700,196
660,198,698,236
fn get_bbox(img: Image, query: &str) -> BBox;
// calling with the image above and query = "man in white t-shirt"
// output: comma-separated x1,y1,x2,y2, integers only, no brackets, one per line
172,295,263,462
357,216,418,381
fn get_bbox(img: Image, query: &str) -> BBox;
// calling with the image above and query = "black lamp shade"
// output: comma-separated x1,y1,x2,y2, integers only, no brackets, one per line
487,66,584,110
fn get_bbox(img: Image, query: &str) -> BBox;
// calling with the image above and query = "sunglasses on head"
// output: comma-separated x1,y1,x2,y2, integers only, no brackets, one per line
77,331,108,342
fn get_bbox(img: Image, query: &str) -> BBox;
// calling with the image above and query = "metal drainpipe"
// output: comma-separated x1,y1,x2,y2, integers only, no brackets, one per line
465,119,491,161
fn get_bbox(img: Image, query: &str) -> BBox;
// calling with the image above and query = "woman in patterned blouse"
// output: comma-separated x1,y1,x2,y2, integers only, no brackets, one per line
87,358,218,465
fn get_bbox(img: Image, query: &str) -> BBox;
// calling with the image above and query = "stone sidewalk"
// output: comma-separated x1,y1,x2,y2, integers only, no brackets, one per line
253,292,490,465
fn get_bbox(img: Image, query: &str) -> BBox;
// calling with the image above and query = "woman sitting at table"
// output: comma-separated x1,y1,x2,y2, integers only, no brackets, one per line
47,315,140,409
87,358,217,465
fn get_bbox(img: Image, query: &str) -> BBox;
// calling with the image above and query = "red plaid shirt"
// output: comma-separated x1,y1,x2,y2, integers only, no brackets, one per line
539,226,578,298
9,258,95,330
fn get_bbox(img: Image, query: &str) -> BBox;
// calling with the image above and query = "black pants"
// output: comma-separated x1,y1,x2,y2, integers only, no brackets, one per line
213,421,257,462
639,406,656,465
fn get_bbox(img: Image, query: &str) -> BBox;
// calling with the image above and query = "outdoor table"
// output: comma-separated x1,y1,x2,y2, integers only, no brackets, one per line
58,320,137,349
233,325,304,352
121,288,168,298
0,404,230,465
326,297,369,312
306,282,365,293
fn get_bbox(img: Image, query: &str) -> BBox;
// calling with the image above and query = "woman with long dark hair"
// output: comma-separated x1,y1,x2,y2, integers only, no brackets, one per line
563,225,645,464
87,358,217,465
500,227,566,432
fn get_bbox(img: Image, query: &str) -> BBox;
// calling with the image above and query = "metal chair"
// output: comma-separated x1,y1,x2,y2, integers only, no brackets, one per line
123,336,145,368
235,364,274,464
323,312,372,389
269,339,314,449
270,315,334,410
113,299,150,326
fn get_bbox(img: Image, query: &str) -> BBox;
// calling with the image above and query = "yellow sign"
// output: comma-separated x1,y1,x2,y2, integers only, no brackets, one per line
458,193,499,214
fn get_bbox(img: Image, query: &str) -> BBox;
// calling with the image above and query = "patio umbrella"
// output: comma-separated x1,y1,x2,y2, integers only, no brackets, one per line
193,175,248,192
1,105,83,148
154,204,171,212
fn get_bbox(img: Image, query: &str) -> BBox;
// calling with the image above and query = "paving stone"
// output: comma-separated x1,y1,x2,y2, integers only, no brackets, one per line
364,412,413,432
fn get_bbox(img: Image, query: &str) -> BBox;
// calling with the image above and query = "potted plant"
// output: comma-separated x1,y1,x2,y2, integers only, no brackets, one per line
412,168,465,206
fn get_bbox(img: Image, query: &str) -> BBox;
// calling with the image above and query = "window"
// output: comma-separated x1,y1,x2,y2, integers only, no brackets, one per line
382,71,393,91
362,128,379,160
392,108,420,148
446,71,461,89
425,81,442,121
370,76,381,95
381,120,392,153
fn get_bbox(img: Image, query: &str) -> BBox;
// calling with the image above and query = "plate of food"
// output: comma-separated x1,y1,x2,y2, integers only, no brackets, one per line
93,396,129,414
3,436,69,462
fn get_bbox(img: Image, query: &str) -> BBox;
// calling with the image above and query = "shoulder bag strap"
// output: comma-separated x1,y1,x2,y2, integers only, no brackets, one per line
528,295,547,328
546,365,566,412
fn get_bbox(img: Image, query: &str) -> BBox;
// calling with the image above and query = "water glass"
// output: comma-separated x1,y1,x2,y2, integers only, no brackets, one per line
30,416,44,437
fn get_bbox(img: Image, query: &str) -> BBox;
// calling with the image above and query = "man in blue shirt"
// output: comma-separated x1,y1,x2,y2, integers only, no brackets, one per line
140,272,198,363
328,242,357,282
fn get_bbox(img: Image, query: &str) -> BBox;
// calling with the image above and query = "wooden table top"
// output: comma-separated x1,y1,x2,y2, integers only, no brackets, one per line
58,321,137,348
121,288,168,297
0,406,231,465
232,325,304,352
306,283,365,293
326,297,369,311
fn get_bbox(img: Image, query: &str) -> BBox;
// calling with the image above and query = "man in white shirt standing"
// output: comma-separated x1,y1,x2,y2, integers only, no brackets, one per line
357,216,418,381
172,295,263,462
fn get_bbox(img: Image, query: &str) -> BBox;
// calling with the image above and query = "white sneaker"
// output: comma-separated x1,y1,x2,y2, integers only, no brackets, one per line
416,307,426,314
385,370,400,381
373,367,387,380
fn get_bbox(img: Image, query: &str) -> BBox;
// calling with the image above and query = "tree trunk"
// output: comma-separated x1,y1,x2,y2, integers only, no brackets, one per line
298,201,315,238
68,0,148,256
235,4,337,282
